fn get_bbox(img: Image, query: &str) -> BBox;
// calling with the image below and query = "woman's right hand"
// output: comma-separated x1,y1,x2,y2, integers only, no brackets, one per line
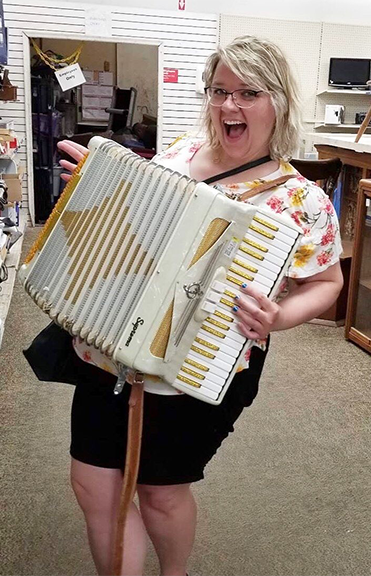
57,140,89,182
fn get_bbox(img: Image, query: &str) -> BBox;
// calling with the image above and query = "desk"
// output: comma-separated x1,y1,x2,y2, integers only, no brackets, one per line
314,133,371,244
313,133,371,326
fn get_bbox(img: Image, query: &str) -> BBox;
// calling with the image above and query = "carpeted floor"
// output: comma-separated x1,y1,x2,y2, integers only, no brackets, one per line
1,226,370,576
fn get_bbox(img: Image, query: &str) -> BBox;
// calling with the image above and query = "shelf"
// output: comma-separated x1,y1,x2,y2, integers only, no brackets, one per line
314,123,371,129
317,89,371,96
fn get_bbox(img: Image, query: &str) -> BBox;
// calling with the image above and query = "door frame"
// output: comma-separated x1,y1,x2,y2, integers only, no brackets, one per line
22,31,164,225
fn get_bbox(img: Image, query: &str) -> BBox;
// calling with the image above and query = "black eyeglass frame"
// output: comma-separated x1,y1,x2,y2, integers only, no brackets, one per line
204,86,264,108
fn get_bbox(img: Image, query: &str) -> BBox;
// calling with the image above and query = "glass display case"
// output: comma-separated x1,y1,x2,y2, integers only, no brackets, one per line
345,178,371,353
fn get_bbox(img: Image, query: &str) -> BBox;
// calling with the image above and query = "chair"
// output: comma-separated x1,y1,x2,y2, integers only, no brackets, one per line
291,157,349,325
290,157,342,199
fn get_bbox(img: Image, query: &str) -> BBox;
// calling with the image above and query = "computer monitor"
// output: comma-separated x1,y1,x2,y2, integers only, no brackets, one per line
328,58,371,88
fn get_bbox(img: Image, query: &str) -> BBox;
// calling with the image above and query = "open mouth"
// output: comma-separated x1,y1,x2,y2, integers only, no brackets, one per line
224,120,247,139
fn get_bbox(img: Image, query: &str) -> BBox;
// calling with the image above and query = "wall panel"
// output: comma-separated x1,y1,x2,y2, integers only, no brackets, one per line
2,0,217,220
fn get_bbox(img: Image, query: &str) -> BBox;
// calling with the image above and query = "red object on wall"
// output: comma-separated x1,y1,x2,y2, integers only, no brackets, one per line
164,68,179,83
178,0,186,9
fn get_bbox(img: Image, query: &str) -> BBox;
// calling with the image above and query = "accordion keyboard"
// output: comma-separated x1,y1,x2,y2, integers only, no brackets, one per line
173,210,300,402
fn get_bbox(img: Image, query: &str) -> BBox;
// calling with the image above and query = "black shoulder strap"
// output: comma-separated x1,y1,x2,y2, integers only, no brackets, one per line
203,155,271,185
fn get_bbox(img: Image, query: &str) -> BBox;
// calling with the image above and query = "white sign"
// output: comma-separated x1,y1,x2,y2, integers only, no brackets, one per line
55,63,86,92
85,9,112,37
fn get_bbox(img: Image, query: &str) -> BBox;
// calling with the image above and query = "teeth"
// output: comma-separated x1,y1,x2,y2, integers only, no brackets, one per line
224,120,244,125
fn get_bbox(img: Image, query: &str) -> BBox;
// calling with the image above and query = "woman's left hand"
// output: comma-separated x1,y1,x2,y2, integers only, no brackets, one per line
233,283,280,340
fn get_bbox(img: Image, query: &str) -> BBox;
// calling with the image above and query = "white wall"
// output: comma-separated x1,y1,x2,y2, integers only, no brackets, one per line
59,0,371,26
117,44,158,124
3,0,217,223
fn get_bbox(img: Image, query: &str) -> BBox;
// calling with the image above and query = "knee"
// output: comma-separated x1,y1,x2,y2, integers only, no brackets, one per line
70,470,95,513
70,463,121,518
137,484,191,516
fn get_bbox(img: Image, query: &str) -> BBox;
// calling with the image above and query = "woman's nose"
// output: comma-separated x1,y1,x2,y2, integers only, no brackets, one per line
221,93,239,111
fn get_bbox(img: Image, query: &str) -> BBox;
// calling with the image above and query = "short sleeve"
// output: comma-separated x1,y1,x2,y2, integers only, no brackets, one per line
151,132,203,174
285,180,343,278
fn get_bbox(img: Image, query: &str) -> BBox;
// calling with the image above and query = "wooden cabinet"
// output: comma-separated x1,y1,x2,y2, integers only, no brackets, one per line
345,179,371,353
314,142,371,324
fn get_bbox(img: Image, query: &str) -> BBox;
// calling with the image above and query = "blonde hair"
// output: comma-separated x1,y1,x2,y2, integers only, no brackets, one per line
202,35,303,161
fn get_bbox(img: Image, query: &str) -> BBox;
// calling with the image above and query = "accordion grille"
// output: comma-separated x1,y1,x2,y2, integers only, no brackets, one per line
23,141,198,356
25,153,89,264
150,217,229,358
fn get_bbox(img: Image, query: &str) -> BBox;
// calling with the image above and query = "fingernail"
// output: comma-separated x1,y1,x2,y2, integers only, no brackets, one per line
234,294,240,300
232,305,239,312
241,283,247,288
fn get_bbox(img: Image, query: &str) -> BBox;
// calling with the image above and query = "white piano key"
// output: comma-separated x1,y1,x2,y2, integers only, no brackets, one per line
192,336,237,364
174,378,219,401
235,250,278,281
203,317,246,344
212,280,229,294
188,348,233,373
187,352,230,379
201,300,218,314
225,272,271,295
179,364,225,387
247,226,293,252
243,233,288,261
205,290,222,304
253,212,300,239
237,246,281,276
229,263,274,289
250,216,297,246
199,325,244,351
195,332,240,358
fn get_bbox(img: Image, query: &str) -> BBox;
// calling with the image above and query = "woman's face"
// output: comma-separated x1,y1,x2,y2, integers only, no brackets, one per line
208,63,276,165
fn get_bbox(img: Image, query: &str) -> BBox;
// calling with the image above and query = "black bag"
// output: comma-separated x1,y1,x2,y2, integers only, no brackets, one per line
23,321,116,386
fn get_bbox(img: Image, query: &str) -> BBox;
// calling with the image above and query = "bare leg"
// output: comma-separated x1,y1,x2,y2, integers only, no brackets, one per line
70,458,147,575
137,483,197,576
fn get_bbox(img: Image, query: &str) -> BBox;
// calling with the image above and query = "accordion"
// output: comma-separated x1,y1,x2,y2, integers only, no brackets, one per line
20,137,302,405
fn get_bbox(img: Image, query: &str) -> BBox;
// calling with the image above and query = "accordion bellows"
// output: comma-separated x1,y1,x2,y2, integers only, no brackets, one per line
20,137,301,404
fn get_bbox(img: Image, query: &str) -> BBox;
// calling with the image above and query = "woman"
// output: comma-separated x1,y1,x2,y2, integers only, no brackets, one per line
57,36,343,576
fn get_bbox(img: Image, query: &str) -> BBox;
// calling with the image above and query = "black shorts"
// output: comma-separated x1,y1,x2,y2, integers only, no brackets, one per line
70,341,269,485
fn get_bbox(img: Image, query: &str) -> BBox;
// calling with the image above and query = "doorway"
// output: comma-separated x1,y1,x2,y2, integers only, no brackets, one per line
23,33,163,224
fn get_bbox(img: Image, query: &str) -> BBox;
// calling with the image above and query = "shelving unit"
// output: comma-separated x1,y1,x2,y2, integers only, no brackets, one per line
314,123,371,129
345,179,371,353
315,89,371,134
317,89,371,96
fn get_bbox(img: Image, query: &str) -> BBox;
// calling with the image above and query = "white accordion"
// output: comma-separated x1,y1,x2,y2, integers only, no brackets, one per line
20,137,302,405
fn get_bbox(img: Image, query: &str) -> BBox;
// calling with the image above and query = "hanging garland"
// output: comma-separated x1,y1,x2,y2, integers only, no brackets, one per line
31,38,84,71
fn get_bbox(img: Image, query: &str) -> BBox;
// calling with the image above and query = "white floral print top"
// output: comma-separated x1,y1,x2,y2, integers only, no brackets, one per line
74,133,343,394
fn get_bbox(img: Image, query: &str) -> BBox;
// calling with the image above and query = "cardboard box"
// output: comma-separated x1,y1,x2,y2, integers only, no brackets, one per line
99,71,113,86
81,108,109,121
82,95,100,108
3,165,24,202
82,70,99,84
82,83,113,97
100,97,112,109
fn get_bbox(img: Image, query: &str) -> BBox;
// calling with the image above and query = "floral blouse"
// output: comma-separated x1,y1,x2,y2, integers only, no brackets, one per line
73,133,343,394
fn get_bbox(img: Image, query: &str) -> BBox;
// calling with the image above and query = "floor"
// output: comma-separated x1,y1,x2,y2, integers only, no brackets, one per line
1,225,371,576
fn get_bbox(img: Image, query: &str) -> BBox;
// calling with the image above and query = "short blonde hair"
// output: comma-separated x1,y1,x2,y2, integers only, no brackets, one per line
202,35,303,161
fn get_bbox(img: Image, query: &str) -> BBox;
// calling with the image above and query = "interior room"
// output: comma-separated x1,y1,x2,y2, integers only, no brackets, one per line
1,1,370,575
29,37,158,222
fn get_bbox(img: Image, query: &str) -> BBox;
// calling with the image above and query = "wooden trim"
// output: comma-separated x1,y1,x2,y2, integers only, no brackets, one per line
345,182,371,348
22,32,35,226
348,327,371,353
316,145,371,169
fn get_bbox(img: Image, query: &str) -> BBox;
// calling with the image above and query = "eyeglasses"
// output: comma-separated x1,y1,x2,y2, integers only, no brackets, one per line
204,86,264,109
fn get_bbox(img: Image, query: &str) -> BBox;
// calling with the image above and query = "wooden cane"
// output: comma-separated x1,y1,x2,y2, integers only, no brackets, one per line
112,375,145,576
